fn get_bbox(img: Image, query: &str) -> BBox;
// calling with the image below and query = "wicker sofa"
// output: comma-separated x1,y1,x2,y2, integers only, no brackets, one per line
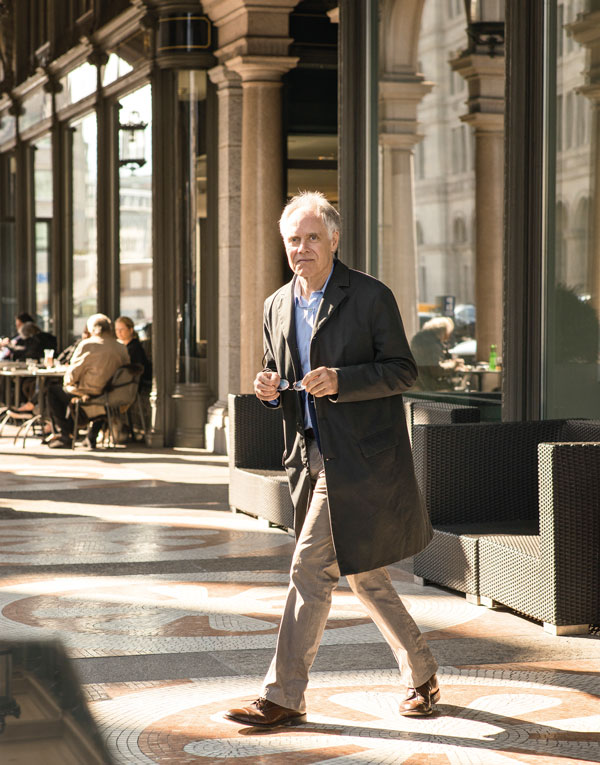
228,393,481,532
412,419,600,634
228,393,294,529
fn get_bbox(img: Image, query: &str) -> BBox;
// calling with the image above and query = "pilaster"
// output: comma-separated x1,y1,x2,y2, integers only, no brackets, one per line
378,75,433,342
452,51,505,362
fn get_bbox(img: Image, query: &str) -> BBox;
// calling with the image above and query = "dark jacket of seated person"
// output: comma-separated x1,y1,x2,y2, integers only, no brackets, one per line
124,337,152,390
11,322,45,361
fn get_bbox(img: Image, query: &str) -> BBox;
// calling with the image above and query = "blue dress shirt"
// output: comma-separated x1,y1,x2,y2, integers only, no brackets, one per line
294,266,334,433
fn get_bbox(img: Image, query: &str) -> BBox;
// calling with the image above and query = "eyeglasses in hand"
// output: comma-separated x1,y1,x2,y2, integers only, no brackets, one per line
277,379,306,392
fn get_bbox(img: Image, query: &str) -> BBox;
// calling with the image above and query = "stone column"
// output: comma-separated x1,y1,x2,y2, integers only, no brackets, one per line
379,77,433,342
226,55,297,392
452,53,505,362
205,64,242,453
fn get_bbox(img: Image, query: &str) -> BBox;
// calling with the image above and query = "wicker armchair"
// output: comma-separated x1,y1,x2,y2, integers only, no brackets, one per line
412,419,600,634
228,393,294,529
403,397,480,444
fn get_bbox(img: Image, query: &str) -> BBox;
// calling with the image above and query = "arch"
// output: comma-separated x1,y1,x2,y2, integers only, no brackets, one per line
380,0,427,75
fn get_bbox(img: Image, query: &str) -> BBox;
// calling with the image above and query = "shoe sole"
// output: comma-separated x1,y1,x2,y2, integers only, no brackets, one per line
223,712,307,728
399,689,440,717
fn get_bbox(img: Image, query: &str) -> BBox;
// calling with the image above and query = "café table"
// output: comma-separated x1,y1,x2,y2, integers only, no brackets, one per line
0,364,67,446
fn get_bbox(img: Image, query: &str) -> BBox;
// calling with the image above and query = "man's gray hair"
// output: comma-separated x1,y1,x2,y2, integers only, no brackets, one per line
279,191,341,241
87,313,112,335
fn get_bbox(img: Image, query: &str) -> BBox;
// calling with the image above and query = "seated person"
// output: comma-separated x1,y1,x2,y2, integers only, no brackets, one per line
115,315,152,390
0,312,35,360
56,327,91,366
410,316,465,391
46,314,129,448
11,322,45,362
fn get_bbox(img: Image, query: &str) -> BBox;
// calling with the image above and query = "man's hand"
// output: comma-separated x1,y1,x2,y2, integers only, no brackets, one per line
254,370,281,401
303,367,338,397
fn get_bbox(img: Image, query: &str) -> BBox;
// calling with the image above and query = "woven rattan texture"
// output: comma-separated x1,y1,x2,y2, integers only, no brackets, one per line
478,538,543,620
538,441,600,625
228,394,285,470
412,420,566,525
230,467,294,529
403,398,480,444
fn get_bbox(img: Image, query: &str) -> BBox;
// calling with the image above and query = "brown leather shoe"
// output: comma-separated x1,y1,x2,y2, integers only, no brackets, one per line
224,697,306,728
399,673,440,716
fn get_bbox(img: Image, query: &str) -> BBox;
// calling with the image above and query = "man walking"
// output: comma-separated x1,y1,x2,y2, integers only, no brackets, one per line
225,191,439,727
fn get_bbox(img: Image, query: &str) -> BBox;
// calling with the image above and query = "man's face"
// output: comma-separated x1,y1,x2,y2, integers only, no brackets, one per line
282,208,339,284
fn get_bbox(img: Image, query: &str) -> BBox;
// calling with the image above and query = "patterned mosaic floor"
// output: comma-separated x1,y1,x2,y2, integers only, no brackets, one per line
1,443,599,764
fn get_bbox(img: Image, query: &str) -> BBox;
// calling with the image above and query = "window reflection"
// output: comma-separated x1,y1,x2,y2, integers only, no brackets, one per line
412,3,477,391
34,135,52,331
118,84,152,329
545,4,600,418
71,114,97,337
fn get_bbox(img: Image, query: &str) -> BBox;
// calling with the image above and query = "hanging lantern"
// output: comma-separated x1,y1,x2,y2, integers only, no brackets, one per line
0,648,21,735
463,0,505,56
119,110,147,172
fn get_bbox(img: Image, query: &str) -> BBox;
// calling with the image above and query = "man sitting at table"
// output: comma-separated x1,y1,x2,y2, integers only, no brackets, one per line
46,313,129,448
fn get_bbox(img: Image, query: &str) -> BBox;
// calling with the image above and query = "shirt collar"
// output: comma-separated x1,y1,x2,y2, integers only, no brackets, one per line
293,263,335,304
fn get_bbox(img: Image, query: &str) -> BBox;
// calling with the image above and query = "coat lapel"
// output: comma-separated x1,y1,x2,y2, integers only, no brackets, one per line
312,259,350,338
277,279,301,378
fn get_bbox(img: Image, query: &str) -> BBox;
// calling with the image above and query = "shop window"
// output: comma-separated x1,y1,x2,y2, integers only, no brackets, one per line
71,113,97,337
118,83,152,328
392,2,476,390
0,152,16,336
544,2,599,418
33,135,52,331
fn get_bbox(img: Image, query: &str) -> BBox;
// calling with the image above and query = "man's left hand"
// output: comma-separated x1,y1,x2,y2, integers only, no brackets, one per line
302,367,338,397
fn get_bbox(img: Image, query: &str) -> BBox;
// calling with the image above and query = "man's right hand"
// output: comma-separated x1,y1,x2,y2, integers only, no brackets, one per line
254,370,281,401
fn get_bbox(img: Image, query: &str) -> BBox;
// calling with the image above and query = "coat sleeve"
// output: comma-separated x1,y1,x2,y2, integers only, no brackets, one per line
260,298,282,409
332,284,418,403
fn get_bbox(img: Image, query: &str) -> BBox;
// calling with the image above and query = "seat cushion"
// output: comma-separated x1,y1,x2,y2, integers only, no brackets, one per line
229,467,294,529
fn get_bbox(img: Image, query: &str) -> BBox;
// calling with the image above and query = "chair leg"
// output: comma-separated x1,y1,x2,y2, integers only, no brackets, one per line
15,415,41,448
543,623,590,636
72,402,79,449
136,394,147,442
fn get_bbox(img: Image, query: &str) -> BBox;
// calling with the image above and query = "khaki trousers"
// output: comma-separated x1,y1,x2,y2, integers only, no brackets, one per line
262,438,438,713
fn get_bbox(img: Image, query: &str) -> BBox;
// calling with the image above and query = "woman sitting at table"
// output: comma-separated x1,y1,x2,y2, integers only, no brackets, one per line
115,316,152,390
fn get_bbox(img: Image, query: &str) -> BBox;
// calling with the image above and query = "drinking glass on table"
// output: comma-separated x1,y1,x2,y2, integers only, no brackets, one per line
43,348,55,368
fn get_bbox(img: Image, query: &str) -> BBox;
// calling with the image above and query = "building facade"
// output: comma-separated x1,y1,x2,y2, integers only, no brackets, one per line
1,0,599,449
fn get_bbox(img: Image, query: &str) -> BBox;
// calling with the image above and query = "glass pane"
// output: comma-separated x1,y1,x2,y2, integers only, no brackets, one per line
118,84,152,330
0,152,16,338
71,113,97,338
35,222,50,330
0,221,16,339
176,70,208,384
0,114,16,147
410,5,478,393
20,88,52,132
57,61,97,109
544,2,600,418
103,53,134,87
34,135,53,331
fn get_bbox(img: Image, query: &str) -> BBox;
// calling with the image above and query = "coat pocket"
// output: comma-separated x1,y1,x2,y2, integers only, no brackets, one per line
358,427,401,458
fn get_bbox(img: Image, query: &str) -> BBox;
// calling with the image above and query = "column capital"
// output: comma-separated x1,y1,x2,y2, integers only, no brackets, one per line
208,63,242,90
569,12,600,95
203,0,298,62
460,111,504,134
226,54,298,83
451,51,505,118
379,75,434,144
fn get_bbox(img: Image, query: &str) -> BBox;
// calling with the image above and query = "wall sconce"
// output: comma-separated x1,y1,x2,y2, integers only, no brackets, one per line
119,111,147,172
463,0,505,56
0,648,21,734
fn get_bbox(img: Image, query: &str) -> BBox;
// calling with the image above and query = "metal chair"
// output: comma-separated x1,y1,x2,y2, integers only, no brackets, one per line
71,363,144,449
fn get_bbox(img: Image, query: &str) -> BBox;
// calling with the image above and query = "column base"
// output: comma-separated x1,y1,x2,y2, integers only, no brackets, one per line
171,382,212,448
205,399,229,455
